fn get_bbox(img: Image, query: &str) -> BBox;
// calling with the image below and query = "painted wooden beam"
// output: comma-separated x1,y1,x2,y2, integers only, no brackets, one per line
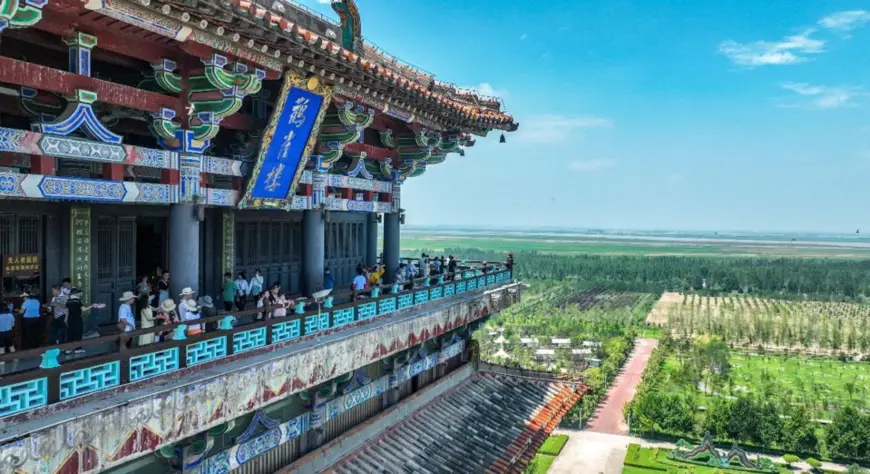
7,27,145,70
0,172,176,204
39,7,178,64
0,56,174,112
344,142,397,162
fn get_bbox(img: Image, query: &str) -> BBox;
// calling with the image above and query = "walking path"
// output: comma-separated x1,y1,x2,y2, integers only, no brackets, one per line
586,338,658,435
548,337,850,473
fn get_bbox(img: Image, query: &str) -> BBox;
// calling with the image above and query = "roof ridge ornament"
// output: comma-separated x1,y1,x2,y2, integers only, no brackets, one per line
331,0,362,52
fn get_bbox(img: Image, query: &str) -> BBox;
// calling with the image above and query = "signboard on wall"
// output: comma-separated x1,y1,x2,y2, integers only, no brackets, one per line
2,254,40,277
70,207,91,305
238,72,333,210
221,211,234,277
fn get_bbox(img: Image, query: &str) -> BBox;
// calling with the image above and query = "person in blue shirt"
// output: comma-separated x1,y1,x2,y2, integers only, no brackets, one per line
18,292,41,349
0,299,15,357
323,268,335,291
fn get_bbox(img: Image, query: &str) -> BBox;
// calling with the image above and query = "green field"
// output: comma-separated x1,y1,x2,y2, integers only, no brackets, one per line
656,353,870,418
398,231,870,259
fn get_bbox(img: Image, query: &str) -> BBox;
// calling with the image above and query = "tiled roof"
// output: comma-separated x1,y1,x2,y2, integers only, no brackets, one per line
192,0,517,131
328,371,585,474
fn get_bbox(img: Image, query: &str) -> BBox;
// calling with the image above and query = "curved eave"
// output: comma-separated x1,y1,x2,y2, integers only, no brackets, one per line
143,0,518,132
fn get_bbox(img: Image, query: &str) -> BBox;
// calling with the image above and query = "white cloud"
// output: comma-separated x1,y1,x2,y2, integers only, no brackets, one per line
315,0,331,4
819,10,870,33
568,159,616,172
718,29,825,66
516,114,612,143
780,82,865,109
520,33,528,40
459,82,508,98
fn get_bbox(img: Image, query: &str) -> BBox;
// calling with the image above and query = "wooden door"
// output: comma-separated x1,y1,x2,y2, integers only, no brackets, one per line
94,216,136,321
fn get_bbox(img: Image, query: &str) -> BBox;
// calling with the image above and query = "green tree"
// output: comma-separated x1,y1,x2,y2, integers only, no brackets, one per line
781,404,818,454
827,406,870,462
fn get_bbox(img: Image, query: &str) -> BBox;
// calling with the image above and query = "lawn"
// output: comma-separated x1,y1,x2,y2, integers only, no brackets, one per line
655,352,870,418
539,434,569,456
525,454,555,474
524,435,569,474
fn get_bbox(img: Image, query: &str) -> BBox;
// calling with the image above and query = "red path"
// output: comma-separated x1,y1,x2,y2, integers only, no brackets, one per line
586,338,658,435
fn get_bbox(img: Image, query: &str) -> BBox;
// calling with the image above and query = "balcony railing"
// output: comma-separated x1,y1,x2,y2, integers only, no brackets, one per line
0,266,513,419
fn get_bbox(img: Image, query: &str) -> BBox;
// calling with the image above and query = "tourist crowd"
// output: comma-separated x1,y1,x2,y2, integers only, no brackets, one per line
0,253,510,358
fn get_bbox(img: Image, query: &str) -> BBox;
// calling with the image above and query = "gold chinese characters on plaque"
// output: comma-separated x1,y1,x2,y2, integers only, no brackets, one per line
2,254,41,277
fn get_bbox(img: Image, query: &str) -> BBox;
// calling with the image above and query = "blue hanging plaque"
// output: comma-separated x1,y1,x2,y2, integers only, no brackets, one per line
249,86,324,200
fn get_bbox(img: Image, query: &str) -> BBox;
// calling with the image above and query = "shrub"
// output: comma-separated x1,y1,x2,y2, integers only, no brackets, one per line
782,454,800,466
806,458,823,472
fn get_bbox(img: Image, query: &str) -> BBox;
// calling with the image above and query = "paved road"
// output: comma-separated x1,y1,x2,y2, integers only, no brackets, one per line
548,430,632,474
586,338,658,435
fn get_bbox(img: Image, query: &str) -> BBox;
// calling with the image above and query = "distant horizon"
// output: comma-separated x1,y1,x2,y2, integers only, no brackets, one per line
401,224,865,237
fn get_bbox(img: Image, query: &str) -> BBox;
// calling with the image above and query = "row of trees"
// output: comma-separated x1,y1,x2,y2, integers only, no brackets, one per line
665,295,870,353
568,335,633,425
431,248,870,299
628,340,870,462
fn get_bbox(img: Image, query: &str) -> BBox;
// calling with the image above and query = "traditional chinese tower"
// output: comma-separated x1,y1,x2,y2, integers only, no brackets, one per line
0,0,516,306
0,2,545,474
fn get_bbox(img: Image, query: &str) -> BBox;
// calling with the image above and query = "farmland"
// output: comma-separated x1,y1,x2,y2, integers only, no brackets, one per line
648,293,870,355
561,288,651,311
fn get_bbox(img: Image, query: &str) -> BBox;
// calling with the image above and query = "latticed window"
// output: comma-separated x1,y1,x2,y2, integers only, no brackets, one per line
0,213,44,297
0,215,14,256
290,222,302,262
271,222,282,261
258,222,269,264
118,218,134,279
97,218,115,280
17,216,40,254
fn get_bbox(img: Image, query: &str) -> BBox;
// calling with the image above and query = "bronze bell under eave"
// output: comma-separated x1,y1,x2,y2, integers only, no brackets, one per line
499,132,506,143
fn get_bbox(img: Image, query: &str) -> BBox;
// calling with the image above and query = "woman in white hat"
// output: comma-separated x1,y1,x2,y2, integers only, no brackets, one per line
117,291,137,348
182,299,202,336
177,287,195,323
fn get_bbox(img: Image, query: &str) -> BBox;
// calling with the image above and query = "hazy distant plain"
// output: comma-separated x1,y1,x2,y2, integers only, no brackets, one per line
398,227,870,259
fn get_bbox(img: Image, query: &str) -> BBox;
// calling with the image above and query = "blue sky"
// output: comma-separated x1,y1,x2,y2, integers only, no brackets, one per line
301,1,870,233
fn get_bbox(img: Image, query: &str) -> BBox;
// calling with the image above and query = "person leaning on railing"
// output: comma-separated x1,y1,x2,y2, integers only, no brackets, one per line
117,291,137,349
66,289,102,354
138,292,158,346
352,267,367,301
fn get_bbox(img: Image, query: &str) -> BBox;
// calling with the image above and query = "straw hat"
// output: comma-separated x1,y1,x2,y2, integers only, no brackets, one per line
161,299,177,312
179,287,195,296
119,291,136,302
183,299,199,312
19,292,30,298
